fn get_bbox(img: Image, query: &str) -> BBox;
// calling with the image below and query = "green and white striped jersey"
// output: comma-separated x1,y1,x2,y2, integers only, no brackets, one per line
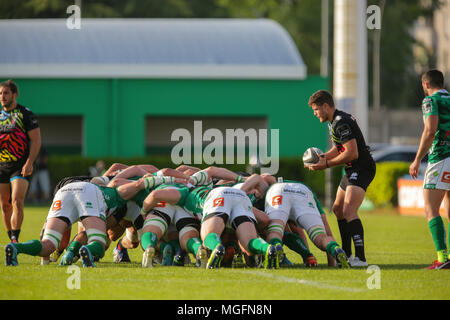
422,89,450,163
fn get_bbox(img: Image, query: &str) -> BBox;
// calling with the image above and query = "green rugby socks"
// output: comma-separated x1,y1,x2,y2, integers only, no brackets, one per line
85,241,104,259
186,237,202,255
283,231,312,260
325,241,340,257
204,233,221,251
248,238,270,255
428,216,448,262
67,240,82,256
14,240,42,256
141,232,158,251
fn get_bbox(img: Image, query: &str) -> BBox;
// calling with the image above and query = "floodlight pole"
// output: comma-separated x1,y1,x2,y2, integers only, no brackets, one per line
321,0,334,211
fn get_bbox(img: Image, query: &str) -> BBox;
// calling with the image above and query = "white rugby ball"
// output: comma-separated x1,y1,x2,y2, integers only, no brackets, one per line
302,147,324,165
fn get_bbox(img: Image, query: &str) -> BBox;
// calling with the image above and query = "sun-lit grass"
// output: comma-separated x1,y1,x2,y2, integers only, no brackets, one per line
1,206,449,300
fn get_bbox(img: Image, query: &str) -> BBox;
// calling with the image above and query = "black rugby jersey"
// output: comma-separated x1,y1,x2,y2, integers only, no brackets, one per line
328,109,373,168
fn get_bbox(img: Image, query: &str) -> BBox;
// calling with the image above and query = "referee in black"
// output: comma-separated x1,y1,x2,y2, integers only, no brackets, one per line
306,90,375,267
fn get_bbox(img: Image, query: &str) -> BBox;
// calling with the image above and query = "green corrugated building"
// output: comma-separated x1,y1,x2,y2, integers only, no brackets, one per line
0,19,328,163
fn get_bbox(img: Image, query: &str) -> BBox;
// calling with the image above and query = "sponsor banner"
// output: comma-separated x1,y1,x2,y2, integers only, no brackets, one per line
397,178,445,216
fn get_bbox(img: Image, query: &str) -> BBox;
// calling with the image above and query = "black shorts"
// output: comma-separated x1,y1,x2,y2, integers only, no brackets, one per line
0,159,31,184
339,162,376,192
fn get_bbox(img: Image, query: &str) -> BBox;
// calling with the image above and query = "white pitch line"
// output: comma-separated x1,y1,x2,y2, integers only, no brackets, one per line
242,271,366,293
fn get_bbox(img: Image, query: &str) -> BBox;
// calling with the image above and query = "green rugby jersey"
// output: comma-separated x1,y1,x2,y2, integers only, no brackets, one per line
422,89,450,163
183,186,212,217
96,185,127,209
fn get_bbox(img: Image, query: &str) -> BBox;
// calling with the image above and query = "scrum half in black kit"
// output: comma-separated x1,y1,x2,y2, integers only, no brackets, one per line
328,109,376,191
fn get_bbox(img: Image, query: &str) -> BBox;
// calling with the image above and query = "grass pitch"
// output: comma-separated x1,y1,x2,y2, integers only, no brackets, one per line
1,206,449,300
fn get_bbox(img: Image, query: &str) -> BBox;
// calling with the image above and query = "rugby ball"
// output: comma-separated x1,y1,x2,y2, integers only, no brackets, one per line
302,147,324,165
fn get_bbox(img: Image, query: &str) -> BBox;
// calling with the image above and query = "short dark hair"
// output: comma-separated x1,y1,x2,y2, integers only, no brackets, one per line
422,70,444,89
308,90,335,107
0,79,19,95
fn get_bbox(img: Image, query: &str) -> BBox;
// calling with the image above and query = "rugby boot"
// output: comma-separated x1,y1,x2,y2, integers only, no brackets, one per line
304,254,318,268
5,243,18,266
113,241,131,263
206,244,225,269
195,247,208,268
79,245,96,268
334,247,350,269
49,250,63,263
279,253,294,267
221,245,235,268
348,255,368,268
161,245,174,266
264,245,278,269
142,246,156,268
426,260,450,270
59,251,76,266
173,247,187,266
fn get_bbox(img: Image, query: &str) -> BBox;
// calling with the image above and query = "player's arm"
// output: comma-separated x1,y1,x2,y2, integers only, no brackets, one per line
176,164,201,173
155,168,190,180
22,127,41,177
410,114,438,179
239,174,269,196
103,163,129,176
323,145,340,160
188,166,244,186
309,139,358,171
142,188,182,215
113,165,148,180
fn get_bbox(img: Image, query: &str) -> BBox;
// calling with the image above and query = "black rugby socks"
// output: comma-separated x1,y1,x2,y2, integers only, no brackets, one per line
347,219,366,262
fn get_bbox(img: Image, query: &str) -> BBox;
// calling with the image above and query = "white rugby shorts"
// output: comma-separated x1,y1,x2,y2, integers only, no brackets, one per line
47,181,107,225
265,183,323,231
424,157,450,190
203,187,255,224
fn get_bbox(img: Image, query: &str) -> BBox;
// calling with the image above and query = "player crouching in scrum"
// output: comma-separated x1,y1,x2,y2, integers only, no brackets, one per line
5,181,109,267
246,174,350,268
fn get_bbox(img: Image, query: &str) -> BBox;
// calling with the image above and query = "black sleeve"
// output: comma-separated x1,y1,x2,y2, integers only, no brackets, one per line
334,119,356,144
22,107,39,131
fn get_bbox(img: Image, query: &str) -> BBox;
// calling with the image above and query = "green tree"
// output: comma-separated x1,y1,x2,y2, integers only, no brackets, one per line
366,0,442,109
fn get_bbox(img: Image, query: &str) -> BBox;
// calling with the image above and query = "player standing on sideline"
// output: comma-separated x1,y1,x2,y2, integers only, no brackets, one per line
409,70,450,270
307,90,375,267
0,80,41,243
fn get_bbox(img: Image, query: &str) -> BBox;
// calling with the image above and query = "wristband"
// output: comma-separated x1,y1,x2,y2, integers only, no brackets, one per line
141,207,149,216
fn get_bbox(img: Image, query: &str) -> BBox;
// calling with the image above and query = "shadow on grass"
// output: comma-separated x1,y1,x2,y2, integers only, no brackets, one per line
374,264,429,270
93,261,430,270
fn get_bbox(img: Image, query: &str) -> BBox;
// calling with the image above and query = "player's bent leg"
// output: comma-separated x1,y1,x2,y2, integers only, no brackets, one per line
310,231,350,269
179,226,206,268
59,231,87,266
265,219,285,265
6,217,68,266
232,215,277,269
79,216,107,268
201,213,228,269
141,213,169,268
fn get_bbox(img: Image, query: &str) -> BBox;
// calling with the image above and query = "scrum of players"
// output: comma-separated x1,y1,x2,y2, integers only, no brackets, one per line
5,162,351,269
